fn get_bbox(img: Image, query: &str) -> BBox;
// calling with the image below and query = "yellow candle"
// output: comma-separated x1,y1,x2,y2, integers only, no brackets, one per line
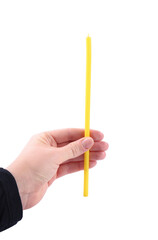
84,34,91,197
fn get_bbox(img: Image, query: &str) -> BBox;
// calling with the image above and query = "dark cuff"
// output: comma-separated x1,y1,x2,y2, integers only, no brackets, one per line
0,168,23,231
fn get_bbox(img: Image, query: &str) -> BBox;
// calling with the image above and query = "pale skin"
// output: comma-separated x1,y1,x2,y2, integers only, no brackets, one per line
7,128,109,210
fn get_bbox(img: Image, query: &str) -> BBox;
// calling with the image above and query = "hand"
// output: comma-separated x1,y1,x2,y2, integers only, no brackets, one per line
7,128,109,210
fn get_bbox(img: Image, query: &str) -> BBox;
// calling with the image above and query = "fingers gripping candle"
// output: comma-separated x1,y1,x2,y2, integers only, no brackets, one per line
84,35,91,197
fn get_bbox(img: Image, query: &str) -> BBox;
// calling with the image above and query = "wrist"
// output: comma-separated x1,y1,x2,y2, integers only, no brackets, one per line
7,163,29,210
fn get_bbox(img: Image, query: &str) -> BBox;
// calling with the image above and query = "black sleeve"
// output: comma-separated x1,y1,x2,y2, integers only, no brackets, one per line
0,168,23,232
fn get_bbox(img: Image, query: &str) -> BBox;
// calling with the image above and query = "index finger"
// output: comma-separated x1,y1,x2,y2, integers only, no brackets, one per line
46,128,104,144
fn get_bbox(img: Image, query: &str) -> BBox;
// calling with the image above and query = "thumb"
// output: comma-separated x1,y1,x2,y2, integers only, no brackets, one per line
57,137,94,164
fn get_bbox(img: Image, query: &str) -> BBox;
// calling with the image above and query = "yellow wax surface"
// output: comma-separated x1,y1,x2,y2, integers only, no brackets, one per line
84,35,91,197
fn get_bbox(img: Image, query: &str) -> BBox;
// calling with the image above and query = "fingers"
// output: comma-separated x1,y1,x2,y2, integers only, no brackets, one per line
46,128,104,144
57,140,108,163
58,141,109,152
56,161,97,179
63,151,106,164
57,139,108,164
90,141,109,152
56,137,94,164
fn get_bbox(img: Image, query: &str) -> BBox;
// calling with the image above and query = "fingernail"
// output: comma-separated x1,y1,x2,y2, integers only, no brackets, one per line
82,138,94,149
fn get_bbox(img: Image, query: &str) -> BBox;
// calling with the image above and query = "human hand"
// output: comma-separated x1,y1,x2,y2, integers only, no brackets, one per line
7,128,109,210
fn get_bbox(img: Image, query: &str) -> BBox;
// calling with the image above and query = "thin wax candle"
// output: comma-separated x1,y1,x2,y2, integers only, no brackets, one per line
84,35,91,197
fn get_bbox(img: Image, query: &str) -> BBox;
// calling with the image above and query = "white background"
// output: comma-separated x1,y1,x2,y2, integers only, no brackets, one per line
0,0,158,239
